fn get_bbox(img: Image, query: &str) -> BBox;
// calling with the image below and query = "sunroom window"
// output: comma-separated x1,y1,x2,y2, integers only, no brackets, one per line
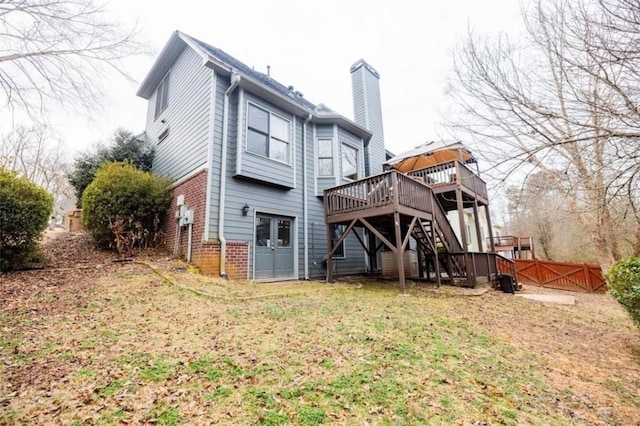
341,143,358,180
317,139,334,176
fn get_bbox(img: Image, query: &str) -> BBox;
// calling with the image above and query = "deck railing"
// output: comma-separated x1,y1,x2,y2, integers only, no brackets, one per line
448,252,498,286
491,236,534,249
496,253,517,278
408,160,488,201
324,170,435,218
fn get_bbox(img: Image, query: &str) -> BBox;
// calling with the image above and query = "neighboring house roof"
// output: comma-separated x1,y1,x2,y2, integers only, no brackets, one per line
137,31,372,142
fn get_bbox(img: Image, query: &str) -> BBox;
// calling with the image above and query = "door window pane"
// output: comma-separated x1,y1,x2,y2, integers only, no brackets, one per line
277,220,290,247
256,217,271,246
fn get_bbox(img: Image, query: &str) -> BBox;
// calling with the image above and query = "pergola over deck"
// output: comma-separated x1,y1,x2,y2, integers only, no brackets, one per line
323,140,516,291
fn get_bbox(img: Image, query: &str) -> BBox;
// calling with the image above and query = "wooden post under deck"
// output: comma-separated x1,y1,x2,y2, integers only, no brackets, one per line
391,172,406,293
485,205,495,252
434,220,441,287
455,186,474,285
472,200,483,251
394,211,406,294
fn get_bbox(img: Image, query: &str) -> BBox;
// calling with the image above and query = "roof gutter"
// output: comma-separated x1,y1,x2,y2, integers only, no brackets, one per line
218,72,241,278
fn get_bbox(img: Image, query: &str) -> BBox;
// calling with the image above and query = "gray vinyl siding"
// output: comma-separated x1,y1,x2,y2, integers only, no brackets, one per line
234,92,295,188
205,73,231,240
147,46,211,180
220,104,366,279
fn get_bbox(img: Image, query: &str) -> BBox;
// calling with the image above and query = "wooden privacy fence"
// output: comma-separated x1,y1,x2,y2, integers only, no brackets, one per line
514,259,606,293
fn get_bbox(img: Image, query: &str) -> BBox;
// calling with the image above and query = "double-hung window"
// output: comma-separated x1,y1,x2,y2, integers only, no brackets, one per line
341,143,359,180
247,103,290,163
154,72,170,119
317,139,334,176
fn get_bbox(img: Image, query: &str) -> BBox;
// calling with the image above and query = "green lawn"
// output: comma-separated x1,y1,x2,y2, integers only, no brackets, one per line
1,261,639,425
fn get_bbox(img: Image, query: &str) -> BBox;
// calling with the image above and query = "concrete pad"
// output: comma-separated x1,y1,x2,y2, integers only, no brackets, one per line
515,294,576,305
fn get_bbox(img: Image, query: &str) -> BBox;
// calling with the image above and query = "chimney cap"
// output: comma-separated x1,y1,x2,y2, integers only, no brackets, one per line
350,58,380,78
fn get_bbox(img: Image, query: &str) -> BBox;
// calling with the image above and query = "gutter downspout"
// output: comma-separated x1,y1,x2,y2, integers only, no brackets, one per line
218,72,241,278
302,113,312,279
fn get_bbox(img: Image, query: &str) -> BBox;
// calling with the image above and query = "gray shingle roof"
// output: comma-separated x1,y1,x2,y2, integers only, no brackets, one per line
181,32,317,111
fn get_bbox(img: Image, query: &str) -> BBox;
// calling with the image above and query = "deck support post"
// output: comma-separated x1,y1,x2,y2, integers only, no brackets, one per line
433,221,441,287
394,211,406,294
472,200,483,252
485,205,495,252
455,187,473,285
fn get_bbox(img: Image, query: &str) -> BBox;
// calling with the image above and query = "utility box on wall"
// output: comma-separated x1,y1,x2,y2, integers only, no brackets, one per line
381,250,418,278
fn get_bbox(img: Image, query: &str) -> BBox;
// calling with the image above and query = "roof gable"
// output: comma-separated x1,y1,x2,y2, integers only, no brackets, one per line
136,31,371,142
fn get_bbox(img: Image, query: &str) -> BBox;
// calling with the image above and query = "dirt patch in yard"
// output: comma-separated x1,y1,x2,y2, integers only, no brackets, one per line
1,231,639,425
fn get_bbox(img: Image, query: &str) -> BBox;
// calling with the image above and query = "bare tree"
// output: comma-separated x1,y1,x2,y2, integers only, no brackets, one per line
446,0,640,270
0,0,146,121
506,173,598,263
0,124,73,209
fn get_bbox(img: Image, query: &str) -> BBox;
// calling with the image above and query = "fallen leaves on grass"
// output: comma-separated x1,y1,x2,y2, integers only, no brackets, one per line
1,231,640,425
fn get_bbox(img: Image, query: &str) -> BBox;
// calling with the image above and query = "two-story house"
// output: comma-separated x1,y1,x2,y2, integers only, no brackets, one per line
136,31,386,281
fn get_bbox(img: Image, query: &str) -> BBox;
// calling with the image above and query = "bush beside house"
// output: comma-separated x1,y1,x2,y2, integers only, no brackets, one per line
81,162,171,256
0,168,53,271
606,257,640,327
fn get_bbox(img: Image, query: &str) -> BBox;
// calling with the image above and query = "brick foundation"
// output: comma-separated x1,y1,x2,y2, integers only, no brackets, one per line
193,241,249,281
160,169,249,281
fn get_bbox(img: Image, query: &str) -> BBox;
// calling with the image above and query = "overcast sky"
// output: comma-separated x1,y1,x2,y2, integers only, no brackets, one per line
48,0,524,157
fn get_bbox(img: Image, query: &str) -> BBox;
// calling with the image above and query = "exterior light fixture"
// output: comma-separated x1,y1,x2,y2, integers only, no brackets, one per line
242,204,250,216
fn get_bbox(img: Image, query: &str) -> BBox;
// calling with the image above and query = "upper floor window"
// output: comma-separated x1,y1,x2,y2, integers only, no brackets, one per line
341,143,358,180
246,103,290,163
154,72,170,119
317,139,334,176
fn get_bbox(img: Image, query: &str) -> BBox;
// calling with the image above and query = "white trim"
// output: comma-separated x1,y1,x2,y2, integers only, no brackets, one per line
313,124,318,196
251,210,256,280
245,100,293,166
171,164,207,188
292,115,297,189
333,125,339,186
235,88,245,175
203,70,218,241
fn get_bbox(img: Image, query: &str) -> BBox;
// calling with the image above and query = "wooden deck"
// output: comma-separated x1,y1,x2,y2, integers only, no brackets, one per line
324,170,435,224
323,167,500,291
407,160,488,207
